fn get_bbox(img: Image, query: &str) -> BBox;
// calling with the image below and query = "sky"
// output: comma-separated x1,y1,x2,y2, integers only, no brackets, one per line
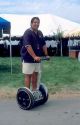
0,0,80,23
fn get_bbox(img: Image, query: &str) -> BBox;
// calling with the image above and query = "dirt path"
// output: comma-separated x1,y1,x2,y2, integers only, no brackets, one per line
0,88,80,99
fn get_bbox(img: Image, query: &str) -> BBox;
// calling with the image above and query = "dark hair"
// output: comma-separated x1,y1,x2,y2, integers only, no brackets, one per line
31,17,40,24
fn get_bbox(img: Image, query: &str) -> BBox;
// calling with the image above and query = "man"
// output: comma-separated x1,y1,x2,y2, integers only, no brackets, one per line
21,17,49,91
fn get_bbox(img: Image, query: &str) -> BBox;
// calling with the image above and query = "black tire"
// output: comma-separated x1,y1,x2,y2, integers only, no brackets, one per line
39,83,48,104
16,87,34,110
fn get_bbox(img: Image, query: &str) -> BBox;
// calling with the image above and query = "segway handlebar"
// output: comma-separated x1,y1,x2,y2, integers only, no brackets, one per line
34,56,50,62
41,56,50,61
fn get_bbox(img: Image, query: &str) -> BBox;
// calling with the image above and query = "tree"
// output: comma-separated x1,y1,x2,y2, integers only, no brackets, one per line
53,25,64,56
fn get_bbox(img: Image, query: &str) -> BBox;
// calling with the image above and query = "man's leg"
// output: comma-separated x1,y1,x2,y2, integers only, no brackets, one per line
24,74,32,89
31,72,38,90
32,72,42,100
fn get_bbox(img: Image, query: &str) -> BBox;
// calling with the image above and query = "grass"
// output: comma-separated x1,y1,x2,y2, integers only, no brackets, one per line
0,56,80,97
0,57,24,88
41,57,80,93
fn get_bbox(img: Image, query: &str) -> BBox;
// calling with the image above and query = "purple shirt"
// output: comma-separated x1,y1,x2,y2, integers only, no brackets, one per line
21,28,46,63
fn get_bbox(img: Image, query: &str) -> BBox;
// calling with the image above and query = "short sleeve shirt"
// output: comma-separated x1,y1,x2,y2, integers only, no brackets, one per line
21,28,46,63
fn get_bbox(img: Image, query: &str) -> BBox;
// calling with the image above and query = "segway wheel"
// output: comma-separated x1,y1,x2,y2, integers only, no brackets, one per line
17,88,34,110
39,83,48,104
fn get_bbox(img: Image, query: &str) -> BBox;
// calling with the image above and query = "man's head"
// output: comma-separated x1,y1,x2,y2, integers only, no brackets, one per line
30,17,40,31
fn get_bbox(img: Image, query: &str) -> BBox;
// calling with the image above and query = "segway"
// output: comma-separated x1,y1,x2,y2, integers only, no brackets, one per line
16,57,49,110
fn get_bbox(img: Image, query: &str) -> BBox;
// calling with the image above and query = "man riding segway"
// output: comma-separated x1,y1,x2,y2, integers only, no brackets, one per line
17,17,50,110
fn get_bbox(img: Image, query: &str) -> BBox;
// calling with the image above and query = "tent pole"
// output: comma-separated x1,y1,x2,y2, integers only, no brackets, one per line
10,28,12,74
68,37,70,56
2,29,3,39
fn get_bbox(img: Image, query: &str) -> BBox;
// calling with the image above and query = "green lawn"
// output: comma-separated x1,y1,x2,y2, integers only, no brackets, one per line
0,57,80,95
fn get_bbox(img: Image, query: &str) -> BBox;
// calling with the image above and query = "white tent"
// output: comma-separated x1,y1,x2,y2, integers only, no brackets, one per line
0,14,80,36
64,27,80,37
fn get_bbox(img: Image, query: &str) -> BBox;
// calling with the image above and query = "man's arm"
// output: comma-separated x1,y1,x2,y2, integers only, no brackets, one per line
25,45,41,62
42,45,49,56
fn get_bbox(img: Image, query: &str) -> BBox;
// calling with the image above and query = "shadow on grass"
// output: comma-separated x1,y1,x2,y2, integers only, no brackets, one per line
0,64,21,74
0,65,10,73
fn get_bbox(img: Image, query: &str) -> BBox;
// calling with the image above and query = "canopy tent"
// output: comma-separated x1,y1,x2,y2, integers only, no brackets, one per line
0,17,12,74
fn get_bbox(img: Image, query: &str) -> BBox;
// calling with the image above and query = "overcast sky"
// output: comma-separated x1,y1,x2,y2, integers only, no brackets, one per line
0,0,80,23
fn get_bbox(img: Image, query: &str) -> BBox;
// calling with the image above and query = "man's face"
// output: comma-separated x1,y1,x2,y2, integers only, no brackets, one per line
31,19,40,31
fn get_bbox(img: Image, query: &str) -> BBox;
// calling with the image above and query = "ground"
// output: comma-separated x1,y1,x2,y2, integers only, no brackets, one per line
0,97,80,125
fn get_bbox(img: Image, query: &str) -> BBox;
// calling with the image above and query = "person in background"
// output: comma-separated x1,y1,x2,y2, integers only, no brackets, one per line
21,17,49,91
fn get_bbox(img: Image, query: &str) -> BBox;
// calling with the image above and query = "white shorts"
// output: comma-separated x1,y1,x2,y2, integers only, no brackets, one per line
22,61,41,74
